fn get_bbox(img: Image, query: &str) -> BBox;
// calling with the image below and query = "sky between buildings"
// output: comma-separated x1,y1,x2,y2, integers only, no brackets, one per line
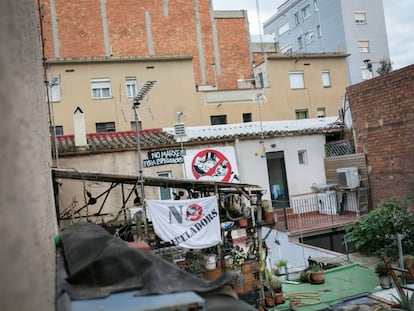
212,0,414,70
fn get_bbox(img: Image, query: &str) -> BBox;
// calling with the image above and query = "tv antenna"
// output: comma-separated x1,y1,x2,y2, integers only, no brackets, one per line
132,80,157,238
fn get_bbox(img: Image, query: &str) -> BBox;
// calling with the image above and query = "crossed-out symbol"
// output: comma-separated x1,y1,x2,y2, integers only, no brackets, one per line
191,149,232,181
186,204,203,222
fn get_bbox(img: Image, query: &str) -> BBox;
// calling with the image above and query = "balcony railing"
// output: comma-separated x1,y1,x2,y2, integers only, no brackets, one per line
325,140,354,157
273,191,360,233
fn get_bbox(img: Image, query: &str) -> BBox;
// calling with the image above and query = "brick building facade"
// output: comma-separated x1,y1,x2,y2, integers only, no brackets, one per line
346,65,414,207
40,0,252,90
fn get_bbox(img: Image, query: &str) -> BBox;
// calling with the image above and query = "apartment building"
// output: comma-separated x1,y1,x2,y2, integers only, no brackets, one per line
41,0,349,135
253,53,349,120
47,52,348,134
263,0,390,84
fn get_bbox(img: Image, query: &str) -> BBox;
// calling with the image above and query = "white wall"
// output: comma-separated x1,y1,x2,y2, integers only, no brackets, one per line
262,228,337,273
236,135,328,200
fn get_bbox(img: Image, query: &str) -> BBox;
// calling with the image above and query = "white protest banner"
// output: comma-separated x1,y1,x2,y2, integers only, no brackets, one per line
147,196,221,249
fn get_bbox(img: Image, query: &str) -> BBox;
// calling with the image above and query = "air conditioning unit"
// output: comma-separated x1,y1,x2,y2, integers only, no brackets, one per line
336,167,360,189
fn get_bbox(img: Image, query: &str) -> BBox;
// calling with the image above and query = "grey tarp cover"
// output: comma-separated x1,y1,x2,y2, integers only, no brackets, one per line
59,222,247,302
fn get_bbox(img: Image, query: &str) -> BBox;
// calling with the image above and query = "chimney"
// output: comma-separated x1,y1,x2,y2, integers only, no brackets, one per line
73,107,88,151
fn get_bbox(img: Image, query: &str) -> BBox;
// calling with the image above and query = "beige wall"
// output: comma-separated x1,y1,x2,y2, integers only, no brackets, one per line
49,58,210,134
264,55,349,120
0,1,57,310
50,54,349,135
49,58,269,135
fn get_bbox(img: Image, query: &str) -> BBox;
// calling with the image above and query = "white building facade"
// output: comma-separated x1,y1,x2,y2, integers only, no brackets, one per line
263,0,390,85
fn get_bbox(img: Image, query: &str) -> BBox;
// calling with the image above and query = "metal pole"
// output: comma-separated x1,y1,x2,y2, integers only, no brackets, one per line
49,80,59,167
397,233,405,284
256,92,265,157
133,104,148,238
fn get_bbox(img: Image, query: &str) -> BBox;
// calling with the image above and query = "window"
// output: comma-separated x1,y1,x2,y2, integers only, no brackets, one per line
96,122,115,132
50,125,63,135
210,115,227,125
295,109,309,119
298,150,308,165
278,22,289,36
258,72,264,89
280,44,293,54
354,12,366,25
294,12,300,25
305,30,314,44
317,25,322,37
302,5,311,19
297,36,303,49
358,40,370,53
289,71,304,89
321,70,331,88
48,76,61,102
314,0,319,11
91,79,111,99
317,107,326,118
242,113,252,123
158,171,172,200
126,78,137,98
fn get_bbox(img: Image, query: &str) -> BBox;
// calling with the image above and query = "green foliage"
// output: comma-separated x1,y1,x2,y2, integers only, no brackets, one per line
262,200,271,212
392,291,414,311
345,197,414,257
185,250,206,276
405,255,414,268
310,264,323,272
270,277,282,293
275,259,288,267
376,59,393,75
375,261,389,276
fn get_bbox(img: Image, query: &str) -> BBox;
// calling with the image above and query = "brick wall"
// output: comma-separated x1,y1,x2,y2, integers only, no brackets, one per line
39,0,251,90
346,65,414,207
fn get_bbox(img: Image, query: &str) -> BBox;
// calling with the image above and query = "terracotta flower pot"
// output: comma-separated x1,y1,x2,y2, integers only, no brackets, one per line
310,271,324,284
264,211,274,223
238,217,248,227
265,295,275,307
274,292,284,304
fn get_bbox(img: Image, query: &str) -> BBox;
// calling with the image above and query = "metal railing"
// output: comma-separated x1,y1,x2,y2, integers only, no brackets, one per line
273,191,359,233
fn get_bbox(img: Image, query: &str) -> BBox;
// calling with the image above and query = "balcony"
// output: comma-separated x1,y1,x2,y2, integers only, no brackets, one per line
272,190,365,234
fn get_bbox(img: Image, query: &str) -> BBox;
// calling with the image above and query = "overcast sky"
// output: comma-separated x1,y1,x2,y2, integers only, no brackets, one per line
212,0,414,70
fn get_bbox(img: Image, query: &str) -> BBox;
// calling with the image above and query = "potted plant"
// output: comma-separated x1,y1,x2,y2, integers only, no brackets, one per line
270,277,283,304
309,264,324,284
263,279,275,308
264,290,275,308
404,254,414,283
262,200,274,223
375,261,392,289
392,287,414,311
185,250,206,277
275,259,288,276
